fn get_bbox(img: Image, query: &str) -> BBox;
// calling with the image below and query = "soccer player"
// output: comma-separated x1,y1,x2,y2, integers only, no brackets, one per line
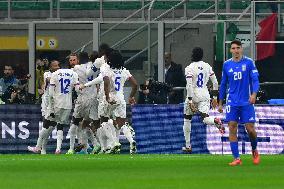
66,52,100,154
101,50,138,154
28,60,60,154
218,40,260,166
183,47,224,153
48,63,80,154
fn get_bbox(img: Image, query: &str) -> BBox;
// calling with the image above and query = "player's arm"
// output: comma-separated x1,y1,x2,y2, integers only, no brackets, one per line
86,57,104,76
128,76,138,105
218,64,228,113
209,69,219,109
185,70,196,112
103,76,112,104
73,73,81,94
249,61,260,104
80,74,103,90
48,74,56,115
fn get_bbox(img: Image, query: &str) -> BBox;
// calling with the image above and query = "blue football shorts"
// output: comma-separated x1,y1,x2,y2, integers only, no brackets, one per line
225,104,256,124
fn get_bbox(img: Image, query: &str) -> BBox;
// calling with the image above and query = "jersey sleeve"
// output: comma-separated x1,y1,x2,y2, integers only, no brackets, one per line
209,65,218,91
124,69,132,80
249,61,260,94
219,63,228,100
73,72,80,93
185,65,193,79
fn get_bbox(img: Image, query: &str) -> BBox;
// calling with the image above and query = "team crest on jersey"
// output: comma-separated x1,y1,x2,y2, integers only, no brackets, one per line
198,66,203,70
242,64,246,71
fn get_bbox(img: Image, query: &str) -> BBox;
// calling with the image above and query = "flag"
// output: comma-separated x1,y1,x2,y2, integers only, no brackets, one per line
256,13,277,61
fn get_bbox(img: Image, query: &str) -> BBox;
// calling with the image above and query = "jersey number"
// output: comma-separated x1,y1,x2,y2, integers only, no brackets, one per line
233,72,242,80
196,73,204,87
115,76,121,91
59,78,70,94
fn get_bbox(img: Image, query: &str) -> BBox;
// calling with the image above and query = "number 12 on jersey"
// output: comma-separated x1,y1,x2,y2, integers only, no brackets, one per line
59,78,71,94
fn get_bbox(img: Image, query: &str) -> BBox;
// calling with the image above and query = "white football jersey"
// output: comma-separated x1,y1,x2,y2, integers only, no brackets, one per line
73,62,98,97
185,61,215,101
42,71,52,98
97,63,110,101
101,67,132,103
49,69,79,109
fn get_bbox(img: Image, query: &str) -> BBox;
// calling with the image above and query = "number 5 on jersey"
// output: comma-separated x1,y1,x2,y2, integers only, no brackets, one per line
115,76,121,91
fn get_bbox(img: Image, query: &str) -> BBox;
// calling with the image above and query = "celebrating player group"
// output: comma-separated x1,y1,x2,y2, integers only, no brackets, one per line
28,39,260,166
28,43,138,155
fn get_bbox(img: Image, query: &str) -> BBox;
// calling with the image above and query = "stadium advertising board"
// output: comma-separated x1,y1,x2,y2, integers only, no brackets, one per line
132,105,284,154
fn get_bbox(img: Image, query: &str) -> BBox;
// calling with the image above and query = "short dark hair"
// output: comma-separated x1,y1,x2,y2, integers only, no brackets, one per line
79,51,89,64
89,51,99,63
4,64,15,70
191,47,203,62
108,50,124,69
98,43,110,57
230,39,242,46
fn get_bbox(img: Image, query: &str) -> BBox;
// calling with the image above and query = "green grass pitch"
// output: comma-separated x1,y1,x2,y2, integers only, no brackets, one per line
0,154,283,189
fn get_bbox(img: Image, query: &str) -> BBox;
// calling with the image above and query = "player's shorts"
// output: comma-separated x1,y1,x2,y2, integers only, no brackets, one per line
44,107,55,122
53,107,72,125
184,99,210,115
73,95,99,121
41,95,49,117
98,99,126,119
225,104,256,124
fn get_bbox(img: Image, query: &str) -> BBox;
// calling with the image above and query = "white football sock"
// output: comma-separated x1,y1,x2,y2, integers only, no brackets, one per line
87,129,99,147
81,128,88,149
203,116,215,125
69,124,77,150
121,125,134,143
102,122,116,146
36,128,47,149
41,126,54,153
56,130,63,151
77,125,83,144
183,119,192,148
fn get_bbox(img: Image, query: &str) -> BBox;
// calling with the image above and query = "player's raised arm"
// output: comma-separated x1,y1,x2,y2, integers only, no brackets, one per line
81,74,103,90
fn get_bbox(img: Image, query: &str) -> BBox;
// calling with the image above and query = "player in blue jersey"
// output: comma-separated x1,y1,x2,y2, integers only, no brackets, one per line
218,40,260,166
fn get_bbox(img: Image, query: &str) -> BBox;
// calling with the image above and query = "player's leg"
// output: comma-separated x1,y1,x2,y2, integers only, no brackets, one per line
41,120,57,154
242,105,260,165
121,122,136,154
89,100,102,154
28,118,53,153
67,117,82,154
198,100,225,134
182,99,194,153
90,120,102,154
55,108,71,154
226,105,242,166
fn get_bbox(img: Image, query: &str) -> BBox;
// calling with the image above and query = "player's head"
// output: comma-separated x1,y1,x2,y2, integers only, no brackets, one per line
49,60,60,72
108,50,124,69
230,39,243,60
191,47,203,62
68,53,79,68
89,51,99,63
79,51,89,64
98,43,110,57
